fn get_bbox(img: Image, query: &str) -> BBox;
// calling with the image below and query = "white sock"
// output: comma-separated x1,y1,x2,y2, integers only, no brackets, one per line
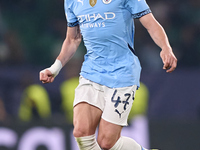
110,136,146,150
75,134,101,150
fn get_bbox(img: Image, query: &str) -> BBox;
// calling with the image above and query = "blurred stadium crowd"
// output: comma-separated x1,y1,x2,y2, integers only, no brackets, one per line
0,0,200,122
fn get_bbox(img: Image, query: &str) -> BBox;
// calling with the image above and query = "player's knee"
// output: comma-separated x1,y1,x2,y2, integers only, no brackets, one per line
98,135,115,150
73,122,92,137
73,126,88,137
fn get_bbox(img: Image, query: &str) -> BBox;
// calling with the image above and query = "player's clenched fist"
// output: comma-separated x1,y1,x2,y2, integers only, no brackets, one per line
40,69,55,83
160,47,177,73
39,59,63,84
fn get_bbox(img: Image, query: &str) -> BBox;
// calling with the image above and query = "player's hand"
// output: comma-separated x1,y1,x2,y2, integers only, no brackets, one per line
160,47,177,73
39,69,55,84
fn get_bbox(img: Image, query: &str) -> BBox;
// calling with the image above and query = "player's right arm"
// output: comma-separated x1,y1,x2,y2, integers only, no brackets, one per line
39,25,82,84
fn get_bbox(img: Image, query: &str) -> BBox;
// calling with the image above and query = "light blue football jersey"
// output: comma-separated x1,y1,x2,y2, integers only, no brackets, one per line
64,0,151,88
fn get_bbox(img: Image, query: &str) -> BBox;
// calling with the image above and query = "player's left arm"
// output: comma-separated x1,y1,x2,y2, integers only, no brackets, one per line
139,13,177,73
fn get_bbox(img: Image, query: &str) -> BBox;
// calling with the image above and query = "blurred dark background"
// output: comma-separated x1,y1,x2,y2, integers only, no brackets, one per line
0,0,200,150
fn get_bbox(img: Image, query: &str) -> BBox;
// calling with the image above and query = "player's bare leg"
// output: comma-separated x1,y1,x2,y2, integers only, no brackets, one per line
98,119,145,150
97,118,122,149
73,102,102,150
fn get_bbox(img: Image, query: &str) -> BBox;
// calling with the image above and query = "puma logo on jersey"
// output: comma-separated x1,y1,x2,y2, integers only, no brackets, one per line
77,0,83,5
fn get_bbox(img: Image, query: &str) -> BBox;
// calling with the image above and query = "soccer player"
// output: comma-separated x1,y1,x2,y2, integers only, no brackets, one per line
40,0,177,149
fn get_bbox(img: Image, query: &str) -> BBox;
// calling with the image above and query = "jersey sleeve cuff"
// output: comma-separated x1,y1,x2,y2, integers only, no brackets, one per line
132,8,151,19
67,21,79,27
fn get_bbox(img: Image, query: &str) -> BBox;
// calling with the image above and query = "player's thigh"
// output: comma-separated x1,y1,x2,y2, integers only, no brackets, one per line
73,76,105,137
73,102,102,137
97,118,122,149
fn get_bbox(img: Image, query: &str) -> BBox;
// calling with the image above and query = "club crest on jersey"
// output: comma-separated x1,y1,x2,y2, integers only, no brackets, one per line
102,0,112,4
90,0,97,7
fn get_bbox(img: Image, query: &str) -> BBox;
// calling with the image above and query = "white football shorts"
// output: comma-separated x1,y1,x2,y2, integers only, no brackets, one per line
74,76,137,126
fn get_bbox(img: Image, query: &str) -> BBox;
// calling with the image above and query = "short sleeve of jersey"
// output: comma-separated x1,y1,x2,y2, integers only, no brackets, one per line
124,0,151,19
64,0,79,27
